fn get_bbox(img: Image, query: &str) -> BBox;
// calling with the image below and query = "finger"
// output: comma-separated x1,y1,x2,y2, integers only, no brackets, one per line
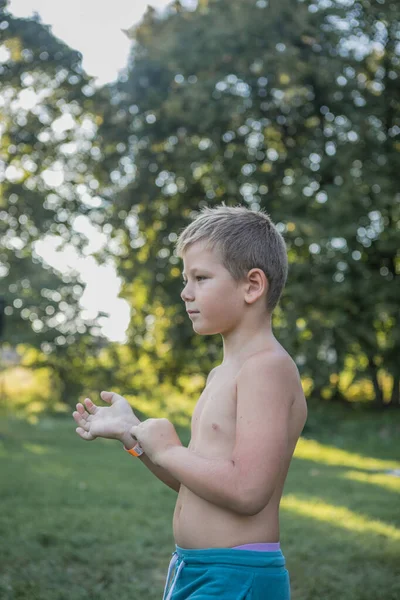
72,412,90,430
100,391,114,403
76,404,90,419
84,398,98,414
76,427,95,441
100,390,123,405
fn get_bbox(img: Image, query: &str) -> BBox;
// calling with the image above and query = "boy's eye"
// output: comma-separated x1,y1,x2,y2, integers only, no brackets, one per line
181,276,206,285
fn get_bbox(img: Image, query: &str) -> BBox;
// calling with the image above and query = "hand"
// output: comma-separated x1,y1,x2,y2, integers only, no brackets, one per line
72,391,140,447
130,418,182,466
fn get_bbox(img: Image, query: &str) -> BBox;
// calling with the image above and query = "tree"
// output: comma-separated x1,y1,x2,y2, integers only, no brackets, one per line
0,1,112,402
91,0,399,405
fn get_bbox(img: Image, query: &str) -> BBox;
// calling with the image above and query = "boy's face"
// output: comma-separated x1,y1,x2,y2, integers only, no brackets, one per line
181,240,246,336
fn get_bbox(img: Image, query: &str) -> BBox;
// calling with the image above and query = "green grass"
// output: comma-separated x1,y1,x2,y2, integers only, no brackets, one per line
0,403,399,600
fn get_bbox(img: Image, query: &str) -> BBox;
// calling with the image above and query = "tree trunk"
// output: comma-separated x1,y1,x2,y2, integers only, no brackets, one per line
330,377,346,404
368,358,384,406
389,374,400,406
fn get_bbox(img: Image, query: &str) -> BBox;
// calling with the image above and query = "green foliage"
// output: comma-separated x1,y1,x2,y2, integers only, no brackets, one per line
1,0,399,408
91,0,400,405
0,3,116,400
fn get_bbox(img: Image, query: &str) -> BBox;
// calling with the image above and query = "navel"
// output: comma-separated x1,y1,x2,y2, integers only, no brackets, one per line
212,422,218,431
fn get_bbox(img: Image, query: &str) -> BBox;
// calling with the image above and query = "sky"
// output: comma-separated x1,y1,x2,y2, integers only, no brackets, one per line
8,0,173,342
9,0,173,85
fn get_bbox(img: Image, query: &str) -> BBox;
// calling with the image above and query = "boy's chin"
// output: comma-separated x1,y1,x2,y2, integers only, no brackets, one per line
192,321,219,336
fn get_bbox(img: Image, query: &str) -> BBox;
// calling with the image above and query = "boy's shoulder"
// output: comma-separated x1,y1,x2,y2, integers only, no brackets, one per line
236,347,305,415
206,345,300,387
205,366,220,386
238,346,300,384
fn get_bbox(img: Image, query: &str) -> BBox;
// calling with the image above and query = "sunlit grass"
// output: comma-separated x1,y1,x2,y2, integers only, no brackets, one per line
294,437,400,470
22,443,52,455
340,470,400,492
282,494,400,540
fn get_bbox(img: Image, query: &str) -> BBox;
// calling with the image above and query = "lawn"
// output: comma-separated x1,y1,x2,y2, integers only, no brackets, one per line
0,402,399,600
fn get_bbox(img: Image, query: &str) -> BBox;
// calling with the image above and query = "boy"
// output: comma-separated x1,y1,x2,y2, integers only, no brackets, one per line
73,204,307,599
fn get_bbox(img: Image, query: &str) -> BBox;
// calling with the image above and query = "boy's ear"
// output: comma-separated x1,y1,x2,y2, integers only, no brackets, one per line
244,268,268,304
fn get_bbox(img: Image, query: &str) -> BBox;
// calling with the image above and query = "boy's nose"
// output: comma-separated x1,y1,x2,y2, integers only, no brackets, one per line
181,284,194,302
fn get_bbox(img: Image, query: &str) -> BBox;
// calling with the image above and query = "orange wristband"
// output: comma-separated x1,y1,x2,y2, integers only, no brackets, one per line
124,442,144,457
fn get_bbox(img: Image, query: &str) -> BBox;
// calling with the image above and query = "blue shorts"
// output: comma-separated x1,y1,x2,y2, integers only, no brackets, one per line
162,544,290,599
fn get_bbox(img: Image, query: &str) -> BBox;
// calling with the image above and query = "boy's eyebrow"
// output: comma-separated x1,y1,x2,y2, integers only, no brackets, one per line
181,267,208,277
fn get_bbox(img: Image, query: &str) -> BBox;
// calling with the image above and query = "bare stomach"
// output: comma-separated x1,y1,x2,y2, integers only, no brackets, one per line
172,484,281,549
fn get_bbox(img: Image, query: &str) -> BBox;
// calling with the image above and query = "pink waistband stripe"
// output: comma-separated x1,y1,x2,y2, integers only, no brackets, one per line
232,542,281,552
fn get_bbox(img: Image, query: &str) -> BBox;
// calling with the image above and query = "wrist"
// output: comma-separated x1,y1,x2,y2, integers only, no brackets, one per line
118,418,141,449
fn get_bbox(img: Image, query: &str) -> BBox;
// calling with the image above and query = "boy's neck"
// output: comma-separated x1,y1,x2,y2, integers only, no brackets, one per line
221,315,277,365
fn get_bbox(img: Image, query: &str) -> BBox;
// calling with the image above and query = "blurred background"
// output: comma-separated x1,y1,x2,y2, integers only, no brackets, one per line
0,1,399,599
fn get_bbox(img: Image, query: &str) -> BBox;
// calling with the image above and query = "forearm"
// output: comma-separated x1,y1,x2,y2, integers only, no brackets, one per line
138,453,181,493
157,446,244,514
120,423,180,493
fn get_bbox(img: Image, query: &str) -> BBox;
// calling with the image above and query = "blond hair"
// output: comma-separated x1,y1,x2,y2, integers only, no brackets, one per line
175,204,288,312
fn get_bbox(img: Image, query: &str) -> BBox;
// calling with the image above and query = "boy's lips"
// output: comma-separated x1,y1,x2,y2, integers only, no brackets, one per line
187,310,199,314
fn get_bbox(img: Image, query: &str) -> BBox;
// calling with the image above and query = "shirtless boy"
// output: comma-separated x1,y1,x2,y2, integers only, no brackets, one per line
73,204,307,599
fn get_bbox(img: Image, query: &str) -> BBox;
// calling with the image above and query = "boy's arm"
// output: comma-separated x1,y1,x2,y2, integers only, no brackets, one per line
157,355,295,516
121,429,181,493
157,446,241,511
135,367,218,494
130,367,219,496
139,454,181,493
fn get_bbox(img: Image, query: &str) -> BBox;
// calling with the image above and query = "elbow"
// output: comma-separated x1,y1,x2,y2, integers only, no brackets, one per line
230,466,273,516
237,490,273,517
238,499,264,517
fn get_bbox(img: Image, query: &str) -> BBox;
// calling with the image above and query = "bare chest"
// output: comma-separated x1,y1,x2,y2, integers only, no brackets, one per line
189,378,237,458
